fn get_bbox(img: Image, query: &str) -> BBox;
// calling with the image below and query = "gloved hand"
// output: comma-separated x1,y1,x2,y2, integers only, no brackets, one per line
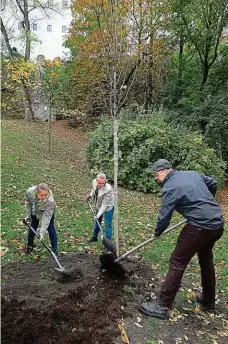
86,195,92,202
24,216,31,225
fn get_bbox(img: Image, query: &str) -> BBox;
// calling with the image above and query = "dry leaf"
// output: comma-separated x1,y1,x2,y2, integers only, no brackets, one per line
222,319,228,330
134,322,143,328
118,323,130,344
217,331,228,337
0,247,9,256
194,305,200,312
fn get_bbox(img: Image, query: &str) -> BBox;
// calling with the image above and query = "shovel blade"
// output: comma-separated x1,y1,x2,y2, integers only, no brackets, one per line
99,252,116,265
102,237,117,256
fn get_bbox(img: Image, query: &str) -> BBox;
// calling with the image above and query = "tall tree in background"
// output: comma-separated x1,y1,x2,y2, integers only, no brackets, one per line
179,0,228,86
1,0,62,121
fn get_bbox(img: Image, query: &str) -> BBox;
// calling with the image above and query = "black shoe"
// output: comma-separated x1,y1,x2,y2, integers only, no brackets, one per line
88,237,98,243
195,291,215,312
139,300,171,320
25,246,33,255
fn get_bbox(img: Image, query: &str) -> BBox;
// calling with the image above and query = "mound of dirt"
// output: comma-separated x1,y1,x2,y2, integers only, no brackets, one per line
2,252,227,344
1,252,155,344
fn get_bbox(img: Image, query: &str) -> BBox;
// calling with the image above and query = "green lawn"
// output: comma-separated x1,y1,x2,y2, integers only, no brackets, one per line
1,119,227,298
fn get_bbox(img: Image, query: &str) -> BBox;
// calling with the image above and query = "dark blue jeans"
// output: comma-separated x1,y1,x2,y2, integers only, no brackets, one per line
93,207,114,240
27,214,57,252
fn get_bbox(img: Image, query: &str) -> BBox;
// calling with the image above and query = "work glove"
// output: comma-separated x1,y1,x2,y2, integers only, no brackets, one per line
86,195,92,202
24,216,31,225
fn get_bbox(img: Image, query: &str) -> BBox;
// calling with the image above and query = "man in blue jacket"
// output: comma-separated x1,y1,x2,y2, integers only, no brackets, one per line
140,159,224,319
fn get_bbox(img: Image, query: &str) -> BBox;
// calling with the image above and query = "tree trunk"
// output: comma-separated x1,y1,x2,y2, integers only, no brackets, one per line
21,81,33,121
145,41,154,109
48,97,52,155
202,62,209,85
112,69,119,256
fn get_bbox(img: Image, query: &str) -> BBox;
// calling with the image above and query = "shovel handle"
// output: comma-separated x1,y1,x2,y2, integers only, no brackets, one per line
114,219,187,263
87,200,104,236
22,219,64,271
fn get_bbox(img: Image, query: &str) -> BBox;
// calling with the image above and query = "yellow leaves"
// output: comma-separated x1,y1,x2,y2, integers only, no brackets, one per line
0,247,9,256
187,289,195,300
194,305,200,313
217,330,228,337
118,323,130,344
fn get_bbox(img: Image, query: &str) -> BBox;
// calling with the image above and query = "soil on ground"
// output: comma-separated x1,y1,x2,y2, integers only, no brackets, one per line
1,252,227,344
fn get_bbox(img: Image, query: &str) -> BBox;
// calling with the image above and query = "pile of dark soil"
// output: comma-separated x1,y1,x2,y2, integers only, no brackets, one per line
1,253,153,344
1,252,227,344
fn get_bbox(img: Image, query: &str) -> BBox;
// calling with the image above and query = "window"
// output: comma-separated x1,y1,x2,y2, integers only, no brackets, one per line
62,1,68,9
47,25,52,32
32,23,37,31
62,26,67,33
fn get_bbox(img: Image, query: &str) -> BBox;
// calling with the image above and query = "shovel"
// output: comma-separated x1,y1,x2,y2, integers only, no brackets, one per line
100,219,187,265
23,219,67,275
87,200,117,257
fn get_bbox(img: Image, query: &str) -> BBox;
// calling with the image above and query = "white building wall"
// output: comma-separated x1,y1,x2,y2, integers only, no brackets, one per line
1,0,73,60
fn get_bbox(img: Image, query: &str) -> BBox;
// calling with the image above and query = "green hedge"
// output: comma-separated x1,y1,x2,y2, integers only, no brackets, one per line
85,115,226,193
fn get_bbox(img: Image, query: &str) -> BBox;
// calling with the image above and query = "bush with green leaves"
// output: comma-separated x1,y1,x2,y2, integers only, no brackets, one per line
166,91,228,164
85,114,226,193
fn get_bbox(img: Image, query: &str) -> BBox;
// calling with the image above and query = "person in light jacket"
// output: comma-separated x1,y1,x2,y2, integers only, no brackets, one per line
87,173,114,248
24,183,58,255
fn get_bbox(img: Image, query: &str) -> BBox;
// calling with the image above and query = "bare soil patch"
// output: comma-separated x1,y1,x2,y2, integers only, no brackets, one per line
2,252,227,344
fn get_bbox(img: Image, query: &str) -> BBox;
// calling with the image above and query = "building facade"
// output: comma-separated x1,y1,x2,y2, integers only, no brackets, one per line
1,0,73,60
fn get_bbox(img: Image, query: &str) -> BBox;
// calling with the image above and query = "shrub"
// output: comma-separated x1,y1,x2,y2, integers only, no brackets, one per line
85,114,226,193
166,91,228,164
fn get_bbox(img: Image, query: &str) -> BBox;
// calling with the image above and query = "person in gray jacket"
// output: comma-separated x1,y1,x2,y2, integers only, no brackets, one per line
140,159,224,320
24,183,58,255
87,173,114,248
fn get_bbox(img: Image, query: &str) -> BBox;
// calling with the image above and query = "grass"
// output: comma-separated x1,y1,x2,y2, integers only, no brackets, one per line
1,119,228,299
